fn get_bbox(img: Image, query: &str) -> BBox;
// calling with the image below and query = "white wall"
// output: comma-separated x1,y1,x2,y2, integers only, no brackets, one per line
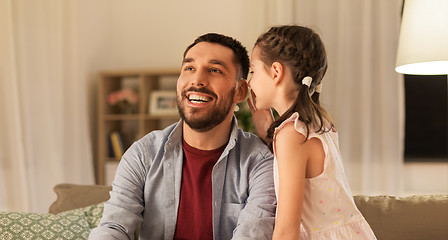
79,0,266,70
77,0,447,195
403,162,448,195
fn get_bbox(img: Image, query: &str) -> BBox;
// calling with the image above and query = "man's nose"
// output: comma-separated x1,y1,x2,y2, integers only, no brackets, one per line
191,70,208,87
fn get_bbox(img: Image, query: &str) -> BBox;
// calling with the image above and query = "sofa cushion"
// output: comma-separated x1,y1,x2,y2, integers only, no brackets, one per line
0,208,91,240
354,195,448,240
49,183,111,214
81,202,104,229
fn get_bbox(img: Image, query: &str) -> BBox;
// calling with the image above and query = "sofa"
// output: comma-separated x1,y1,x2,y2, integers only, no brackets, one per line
1,183,447,240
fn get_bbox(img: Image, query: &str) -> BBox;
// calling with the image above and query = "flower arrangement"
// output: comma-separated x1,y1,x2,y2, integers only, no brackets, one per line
107,88,138,113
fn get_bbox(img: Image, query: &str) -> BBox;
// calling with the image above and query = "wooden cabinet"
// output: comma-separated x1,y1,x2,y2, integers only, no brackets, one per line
96,69,180,184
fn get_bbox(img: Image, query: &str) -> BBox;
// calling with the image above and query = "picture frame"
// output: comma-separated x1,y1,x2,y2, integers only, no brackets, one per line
149,90,178,116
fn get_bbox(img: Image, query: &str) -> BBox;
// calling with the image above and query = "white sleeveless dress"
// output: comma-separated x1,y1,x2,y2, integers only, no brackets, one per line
273,113,376,240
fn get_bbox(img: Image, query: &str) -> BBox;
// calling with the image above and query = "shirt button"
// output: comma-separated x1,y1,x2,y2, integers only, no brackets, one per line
169,200,174,204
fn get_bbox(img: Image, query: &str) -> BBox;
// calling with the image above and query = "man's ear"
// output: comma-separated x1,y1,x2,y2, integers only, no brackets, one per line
234,79,248,104
271,62,284,85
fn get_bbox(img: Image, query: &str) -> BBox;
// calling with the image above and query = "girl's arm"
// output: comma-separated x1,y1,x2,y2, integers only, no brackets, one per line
273,122,320,240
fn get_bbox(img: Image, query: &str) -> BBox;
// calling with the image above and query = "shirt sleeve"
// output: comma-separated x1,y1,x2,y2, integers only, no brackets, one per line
231,153,276,240
89,142,146,240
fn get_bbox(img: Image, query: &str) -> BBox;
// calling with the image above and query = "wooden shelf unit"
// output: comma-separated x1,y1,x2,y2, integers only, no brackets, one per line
96,69,180,184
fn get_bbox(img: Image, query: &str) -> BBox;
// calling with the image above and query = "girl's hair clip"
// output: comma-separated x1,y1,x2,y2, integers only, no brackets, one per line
302,76,312,87
315,83,322,93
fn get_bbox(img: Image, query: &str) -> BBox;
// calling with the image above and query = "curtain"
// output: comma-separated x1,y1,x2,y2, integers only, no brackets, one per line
262,0,404,195
0,0,94,213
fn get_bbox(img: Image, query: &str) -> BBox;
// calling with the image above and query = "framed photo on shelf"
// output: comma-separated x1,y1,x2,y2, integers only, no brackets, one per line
149,90,178,116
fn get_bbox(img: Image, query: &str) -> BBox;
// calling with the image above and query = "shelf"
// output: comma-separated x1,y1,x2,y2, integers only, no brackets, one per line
104,114,140,120
143,114,180,120
96,69,180,184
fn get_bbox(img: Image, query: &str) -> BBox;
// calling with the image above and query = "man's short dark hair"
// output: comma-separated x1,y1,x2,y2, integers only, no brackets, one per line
183,33,250,80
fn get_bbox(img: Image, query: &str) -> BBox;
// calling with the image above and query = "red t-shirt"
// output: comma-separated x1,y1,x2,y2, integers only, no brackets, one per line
173,140,226,240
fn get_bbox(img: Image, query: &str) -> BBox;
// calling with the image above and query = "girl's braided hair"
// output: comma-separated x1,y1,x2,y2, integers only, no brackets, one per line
255,25,333,151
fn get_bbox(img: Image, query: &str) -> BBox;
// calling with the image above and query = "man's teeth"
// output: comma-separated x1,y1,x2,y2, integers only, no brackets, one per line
188,94,210,102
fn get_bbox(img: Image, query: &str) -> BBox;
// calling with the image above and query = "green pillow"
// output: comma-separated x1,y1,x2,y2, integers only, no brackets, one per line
0,208,90,240
81,202,104,229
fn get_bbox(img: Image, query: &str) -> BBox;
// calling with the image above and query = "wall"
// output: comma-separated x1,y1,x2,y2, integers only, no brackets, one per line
80,0,266,70
77,0,447,195
403,162,447,195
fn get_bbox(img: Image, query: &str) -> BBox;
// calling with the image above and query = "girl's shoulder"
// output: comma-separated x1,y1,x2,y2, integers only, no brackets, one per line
274,113,307,150
274,121,306,144
275,112,308,138
275,112,333,139
274,121,309,163
274,114,323,165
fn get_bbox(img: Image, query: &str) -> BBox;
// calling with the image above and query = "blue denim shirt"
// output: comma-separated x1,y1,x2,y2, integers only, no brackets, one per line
89,118,276,240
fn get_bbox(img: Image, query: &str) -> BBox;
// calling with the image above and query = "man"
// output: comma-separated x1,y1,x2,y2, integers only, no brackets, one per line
89,33,276,240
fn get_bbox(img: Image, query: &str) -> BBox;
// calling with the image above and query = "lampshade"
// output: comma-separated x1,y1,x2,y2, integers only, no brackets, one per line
395,0,448,75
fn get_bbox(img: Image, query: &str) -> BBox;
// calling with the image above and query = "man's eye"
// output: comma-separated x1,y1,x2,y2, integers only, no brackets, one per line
210,68,222,73
184,66,194,71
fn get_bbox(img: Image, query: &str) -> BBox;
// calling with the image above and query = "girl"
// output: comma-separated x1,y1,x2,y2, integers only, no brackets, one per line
248,25,376,240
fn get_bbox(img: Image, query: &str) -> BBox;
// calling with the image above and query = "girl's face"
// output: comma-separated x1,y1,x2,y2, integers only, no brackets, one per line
248,46,275,110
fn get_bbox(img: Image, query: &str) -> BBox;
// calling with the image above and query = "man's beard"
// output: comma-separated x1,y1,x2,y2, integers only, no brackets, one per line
177,87,235,132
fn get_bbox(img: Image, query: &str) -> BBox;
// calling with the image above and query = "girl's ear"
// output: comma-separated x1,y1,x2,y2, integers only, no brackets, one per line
270,62,284,85
234,79,248,103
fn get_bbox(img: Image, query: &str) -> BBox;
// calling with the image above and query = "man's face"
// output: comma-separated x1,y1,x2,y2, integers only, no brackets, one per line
177,42,240,132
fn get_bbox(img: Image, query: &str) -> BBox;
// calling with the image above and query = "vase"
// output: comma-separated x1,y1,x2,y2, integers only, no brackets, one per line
117,102,136,114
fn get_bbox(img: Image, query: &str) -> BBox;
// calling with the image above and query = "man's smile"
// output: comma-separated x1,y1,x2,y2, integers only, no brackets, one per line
187,93,212,104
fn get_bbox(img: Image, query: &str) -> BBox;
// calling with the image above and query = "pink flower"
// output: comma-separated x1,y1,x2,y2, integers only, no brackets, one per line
107,88,138,106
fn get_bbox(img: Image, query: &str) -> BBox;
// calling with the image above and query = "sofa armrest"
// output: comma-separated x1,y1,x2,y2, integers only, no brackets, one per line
49,183,112,214
354,195,448,240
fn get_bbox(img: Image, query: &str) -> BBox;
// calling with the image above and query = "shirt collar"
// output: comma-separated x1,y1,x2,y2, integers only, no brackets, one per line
166,116,240,151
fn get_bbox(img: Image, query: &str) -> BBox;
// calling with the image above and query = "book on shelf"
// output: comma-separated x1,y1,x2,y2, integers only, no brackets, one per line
108,131,124,161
